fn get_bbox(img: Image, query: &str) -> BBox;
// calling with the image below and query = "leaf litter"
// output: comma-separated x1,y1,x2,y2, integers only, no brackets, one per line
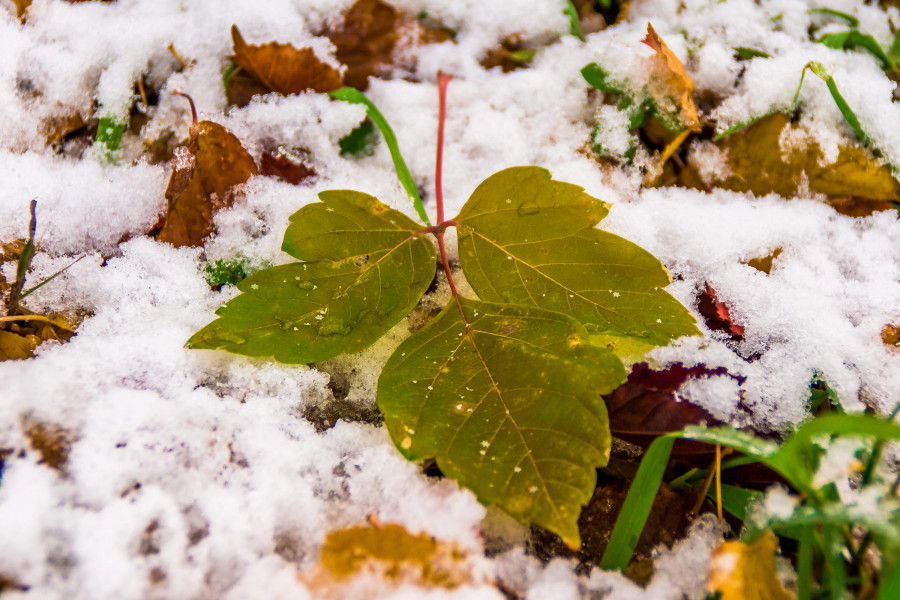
3,0,900,599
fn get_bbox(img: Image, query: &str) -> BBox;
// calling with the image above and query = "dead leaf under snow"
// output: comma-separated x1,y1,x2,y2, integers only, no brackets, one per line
227,25,344,107
327,0,401,90
301,522,472,597
681,113,900,207
642,24,701,133
157,113,258,248
707,530,794,600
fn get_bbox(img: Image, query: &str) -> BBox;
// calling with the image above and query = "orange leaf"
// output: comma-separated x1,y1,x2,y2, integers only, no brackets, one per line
883,324,900,348
302,522,473,595
707,531,794,600
157,120,257,248
642,24,701,132
227,25,343,107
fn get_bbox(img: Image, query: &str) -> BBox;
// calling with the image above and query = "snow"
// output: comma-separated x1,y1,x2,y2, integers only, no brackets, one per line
1,0,900,597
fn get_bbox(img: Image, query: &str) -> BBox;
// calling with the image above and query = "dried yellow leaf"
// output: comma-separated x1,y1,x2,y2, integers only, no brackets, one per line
643,24,701,133
302,522,472,595
707,531,794,600
682,113,900,204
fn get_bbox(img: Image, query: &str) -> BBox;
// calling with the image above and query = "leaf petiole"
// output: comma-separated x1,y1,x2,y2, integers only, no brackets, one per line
432,71,469,332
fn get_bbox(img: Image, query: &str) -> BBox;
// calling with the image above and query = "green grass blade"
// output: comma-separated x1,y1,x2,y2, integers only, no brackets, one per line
819,30,891,70
795,62,871,147
682,425,780,457
709,484,762,522
714,110,779,139
581,63,629,97
808,7,859,27
879,556,900,600
599,434,676,570
329,87,431,226
18,256,85,302
563,0,584,41
797,525,813,600
766,413,900,491
821,524,850,600
889,31,900,62
734,47,771,60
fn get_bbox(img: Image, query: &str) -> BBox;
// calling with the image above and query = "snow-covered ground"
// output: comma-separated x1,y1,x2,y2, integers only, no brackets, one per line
2,0,900,598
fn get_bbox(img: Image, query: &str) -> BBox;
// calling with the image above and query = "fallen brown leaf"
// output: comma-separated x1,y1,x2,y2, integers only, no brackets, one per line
227,25,343,107
603,362,734,457
157,95,258,247
11,0,31,20
882,323,900,348
23,419,71,472
480,37,535,73
327,0,400,90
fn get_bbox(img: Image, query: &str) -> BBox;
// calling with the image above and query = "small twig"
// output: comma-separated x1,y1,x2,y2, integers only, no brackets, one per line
168,44,187,70
137,77,149,108
173,90,198,125
18,255,84,303
715,444,723,520
689,457,718,518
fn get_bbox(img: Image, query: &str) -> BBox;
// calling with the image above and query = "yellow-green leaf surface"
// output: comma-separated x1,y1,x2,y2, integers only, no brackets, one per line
378,297,626,547
282,190,427,261
188,193,436,363
455,167,699,346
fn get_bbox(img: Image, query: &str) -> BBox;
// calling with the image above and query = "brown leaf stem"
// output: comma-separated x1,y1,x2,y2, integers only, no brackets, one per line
173,90,198,125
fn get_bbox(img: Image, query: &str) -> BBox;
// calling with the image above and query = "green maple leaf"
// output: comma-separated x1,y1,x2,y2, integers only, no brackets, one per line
378,297,625,547
187,191,436,362
455,167,699,346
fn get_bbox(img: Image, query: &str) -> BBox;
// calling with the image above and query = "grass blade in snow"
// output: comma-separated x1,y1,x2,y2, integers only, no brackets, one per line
330,87,431,225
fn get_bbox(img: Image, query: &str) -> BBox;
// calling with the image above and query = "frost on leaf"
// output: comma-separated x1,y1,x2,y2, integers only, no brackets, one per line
378,297,626,548
305,522,471,591
188,192,436,363
227,25,343,107
455,166,699,348
157,120,257,248
707,531,793,600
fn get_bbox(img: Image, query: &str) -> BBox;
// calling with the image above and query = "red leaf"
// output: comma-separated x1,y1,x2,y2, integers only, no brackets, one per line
697,283,744,340
603,362,738,456
260,152,315,185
